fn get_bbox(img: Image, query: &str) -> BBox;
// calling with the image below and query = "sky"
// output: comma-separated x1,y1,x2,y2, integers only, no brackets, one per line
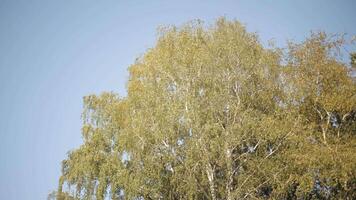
0,0,355,199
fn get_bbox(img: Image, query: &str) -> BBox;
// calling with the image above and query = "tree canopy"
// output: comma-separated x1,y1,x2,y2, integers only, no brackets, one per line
53,18,356,200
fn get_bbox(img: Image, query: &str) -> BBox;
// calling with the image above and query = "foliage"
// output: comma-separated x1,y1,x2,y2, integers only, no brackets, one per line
53,18,356,200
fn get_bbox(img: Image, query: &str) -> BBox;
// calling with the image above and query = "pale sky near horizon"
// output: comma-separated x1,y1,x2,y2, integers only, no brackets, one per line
0,1,355,199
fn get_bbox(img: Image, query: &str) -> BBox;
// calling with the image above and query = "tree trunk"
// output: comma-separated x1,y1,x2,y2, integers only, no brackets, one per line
322,112,331,143
206,163,217,200
225,148,233,200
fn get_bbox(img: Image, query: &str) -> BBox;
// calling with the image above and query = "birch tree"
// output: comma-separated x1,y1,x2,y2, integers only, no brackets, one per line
54,18,356,200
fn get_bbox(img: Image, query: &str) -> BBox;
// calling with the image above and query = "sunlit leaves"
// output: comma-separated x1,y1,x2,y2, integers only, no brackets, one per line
55,18,356,200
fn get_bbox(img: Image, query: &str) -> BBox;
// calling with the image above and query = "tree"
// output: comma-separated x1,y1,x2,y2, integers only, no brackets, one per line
285,33,355,143
54,18,356,200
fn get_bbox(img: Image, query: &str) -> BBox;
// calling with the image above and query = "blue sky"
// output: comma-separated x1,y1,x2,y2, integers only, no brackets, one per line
0,0,355,199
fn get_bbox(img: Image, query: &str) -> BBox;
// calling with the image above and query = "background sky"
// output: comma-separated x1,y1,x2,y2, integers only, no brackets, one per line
0,0,355,199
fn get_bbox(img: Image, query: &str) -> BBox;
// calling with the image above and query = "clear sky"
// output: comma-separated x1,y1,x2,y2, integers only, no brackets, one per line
0,0,355,199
